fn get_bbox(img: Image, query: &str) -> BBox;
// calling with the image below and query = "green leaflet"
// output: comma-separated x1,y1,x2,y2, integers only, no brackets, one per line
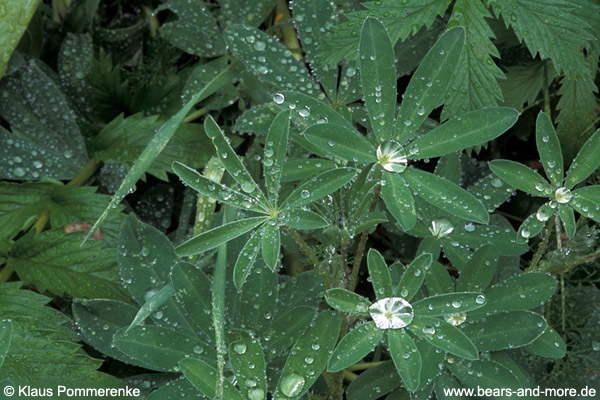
180,358,245,400
367,249,394,299
565,128,600,189
447,359,522,394
381,171,417,231
274,311,341,400
404,168,489,224
462,311,546,351
488,160,552,197
0,320,12,369
326,288,371,315
146,377,205,400
234,229,263,290
409,108,519,159
396,253,432,301
517,203,553,243
346,361,400,400
126,284,174,332
229,332,268,400
264,110,291,201
304,123,376,163
274,91,355,131
114,326,215,372
86,62,235,241
409,315,478,360
536,112,564,187
0,0,40,78
261,223,280,271
396,27,465,142
425,262,453,296
281,159,338,182
558,204,576,238
412,292,487,316
176,217,267,257
261,306,315,359
414,338,445,391
328,322,384,372
282,209,329,230
388,329,422,391
360,18,397,142
456,244,497,292
282,168,357,209
238,263,279,334
217,0,275,28
524,326,566,359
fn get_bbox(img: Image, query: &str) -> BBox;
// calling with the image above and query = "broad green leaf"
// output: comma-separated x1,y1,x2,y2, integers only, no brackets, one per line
274,311,341,400
262,306,315,359
346,361,400,400
170,262,213,341
489,352,534,390
0,0,40,77
282,209,329,230
72,299,145,366
265,110,291,201
409,316,478,360
114,326,215,372
204,116,267,205
8,229,128,301
558,204,576,238
447,359,522,394
325,288,371,315
328,322,384,372
225,24,320,96
463,311,546,351
281,159,337,182
413,292,487,316
523,325,566,359
235,104,277,136
261,224,280,271
282,168,357,209
179,358,245,400
409,108,518,159
176,217,267,257
425,261,453,296
0,320,12,369
304,123,376,163
229,332,267,400
360,18,396,142
234,230,263,290
126,284,174,332
565,128,600,189
470,273,557,316
396,27,465,142
381,171,416,231
469,173,516,214
456,244,497,292
536,112,564,187
396,253,432,301
488,160,552,197
517,202,553,243
367,248,394,299
404,168,489,224
172,161,265,213
388,329,421,391
86,63,235,240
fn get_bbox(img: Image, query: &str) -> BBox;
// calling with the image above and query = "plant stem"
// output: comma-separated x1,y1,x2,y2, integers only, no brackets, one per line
527,215,556,272
554,217,566,330
342,370,359,382
275,0,302,60
183,107,209,123
284,226,319,266
350,184,382,290
67,156,98,187
346,361,385,371
142,5,160,37
0,265,13,284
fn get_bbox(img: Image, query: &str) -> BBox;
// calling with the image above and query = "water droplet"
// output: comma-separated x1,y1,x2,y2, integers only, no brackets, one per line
376,141,407,173
233,342,247,354
475,295,486,304
369,297,414,329
280,373,305,397
429,218,454,238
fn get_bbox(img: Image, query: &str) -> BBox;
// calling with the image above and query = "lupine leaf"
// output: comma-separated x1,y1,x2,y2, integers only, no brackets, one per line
517,202,553,243
489,160,552,196
325,288,371,315
456,244,497,292
0,0,40,78
282,168,357,209
328,322,384,372
304,123,376,163
381,171,417,231
536,112,564,187
413,292,487,316
367,248,394,299
396,253,432,301
229,332,268,400
264,110,291,201
523,326,566,359
388,329,422,392
180,358,245,400
565,128,600,189
261,223,280,270
558,204,576,238
0,320,12,369
233,229,263,290
346,361,400,400
408,315,478,360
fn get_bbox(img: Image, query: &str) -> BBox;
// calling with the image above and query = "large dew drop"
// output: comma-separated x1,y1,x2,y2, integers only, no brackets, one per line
429,218,454,238
376,141,408,173
280,373,305,397
369,297,414,329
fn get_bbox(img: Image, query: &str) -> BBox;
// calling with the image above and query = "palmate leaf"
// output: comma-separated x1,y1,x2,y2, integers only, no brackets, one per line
8,229,128,301
233,229,263,290
0,0,40,78
325,288,371,315
281,168,357,209
262,306,316,360
443,0,505,118
489,0,591,78
396,253,432,301
412,292,487,316
524,325,566,359
346,361,400,400
447,359,522,392
261,223,280,270
381,171,416,231
456,244,497,292
126,284,174,332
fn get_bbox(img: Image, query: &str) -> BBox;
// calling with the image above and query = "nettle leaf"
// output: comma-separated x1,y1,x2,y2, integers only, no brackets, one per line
500,62,553,110
360,18,397,142
157,0,226,57
463,311,546,351
92,114,213,181
396,26,465,142
490,0,591,78
409,315,478,360
328,322,384,373
0,60,88,180
0,0,40,78
326,288,371,315
488,160,552,196
225,24,321,96
229,332,268,400
274,311,341,400
8,229,128,301
180,358,245,400
443,0,505,118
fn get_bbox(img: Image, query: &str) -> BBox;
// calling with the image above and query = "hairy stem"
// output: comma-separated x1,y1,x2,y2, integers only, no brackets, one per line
527,215,556,272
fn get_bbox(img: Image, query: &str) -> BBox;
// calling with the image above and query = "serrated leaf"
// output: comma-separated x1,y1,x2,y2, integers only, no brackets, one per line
326,288,371,315
381,171,417,231
523,325,566,359
229,332,267,400
396,253,432,301
408,315,478,360
489,160,552,196
368,248,394,299
264,110,291,201
304,123,376,163
500,62,552,110
536,112,564,187
328,322,384,372
404,168,489,224
409,108,518,159
463,311,546,351
413,292,487,316
456,244,497,292
274,311,341,400
282,168,357,209
565,128,600,189
396,26,465,141
176,217,267,257
0,0,40,78
180,358,245,400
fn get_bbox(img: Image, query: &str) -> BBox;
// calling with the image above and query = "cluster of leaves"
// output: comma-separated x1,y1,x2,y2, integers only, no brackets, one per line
0,0,599,398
